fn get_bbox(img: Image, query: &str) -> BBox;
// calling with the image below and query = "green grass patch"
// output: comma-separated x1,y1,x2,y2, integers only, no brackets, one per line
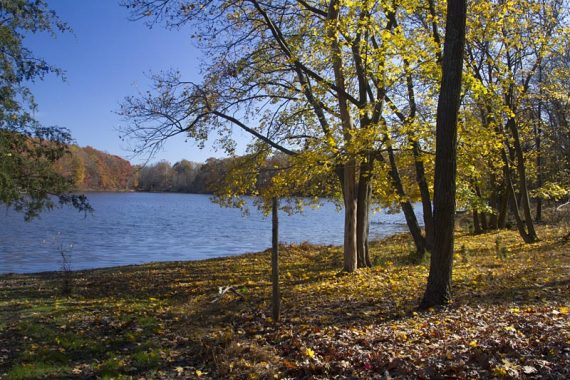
6,362,70,380
98,357,126,378
131,349,161,370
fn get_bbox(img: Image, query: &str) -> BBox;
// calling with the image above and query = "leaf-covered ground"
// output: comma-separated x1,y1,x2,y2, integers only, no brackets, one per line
1,225,569,379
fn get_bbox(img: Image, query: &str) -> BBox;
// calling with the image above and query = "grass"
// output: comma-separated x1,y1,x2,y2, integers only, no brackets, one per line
6,362,70,380
0,224,569,379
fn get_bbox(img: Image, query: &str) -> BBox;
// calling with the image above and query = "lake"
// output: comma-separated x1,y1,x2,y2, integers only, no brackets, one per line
0,193,421,273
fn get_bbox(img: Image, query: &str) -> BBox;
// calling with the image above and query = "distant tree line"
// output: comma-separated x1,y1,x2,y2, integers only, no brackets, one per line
135,158,232,194
53,145,241,194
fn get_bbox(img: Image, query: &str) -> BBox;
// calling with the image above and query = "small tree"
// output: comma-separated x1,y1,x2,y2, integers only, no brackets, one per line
271,197,280,322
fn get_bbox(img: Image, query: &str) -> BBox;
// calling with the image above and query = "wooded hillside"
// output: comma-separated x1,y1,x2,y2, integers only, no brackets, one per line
53,145,135,191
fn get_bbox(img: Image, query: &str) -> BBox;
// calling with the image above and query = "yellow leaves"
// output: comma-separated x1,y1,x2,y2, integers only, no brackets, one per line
395,331,408,342
463,72,490,99
492,366,508,377
468,340,478,348
530,183,569,201
326,134,338,152
303,347,316,359
502,105,516,119
492,359,521,378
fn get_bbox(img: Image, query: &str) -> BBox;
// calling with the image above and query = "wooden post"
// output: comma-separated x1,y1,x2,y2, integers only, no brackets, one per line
271,197,280,322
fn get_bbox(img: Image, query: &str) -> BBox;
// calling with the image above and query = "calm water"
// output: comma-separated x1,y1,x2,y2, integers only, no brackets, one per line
0,193,420,273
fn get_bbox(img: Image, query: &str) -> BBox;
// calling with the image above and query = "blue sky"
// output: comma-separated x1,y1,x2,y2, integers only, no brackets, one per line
26,0,241,164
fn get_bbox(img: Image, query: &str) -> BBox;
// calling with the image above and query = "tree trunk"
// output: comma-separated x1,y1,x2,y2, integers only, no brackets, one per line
420,0,467,309
480,213,488,231
474,185,488,230
488,180,499,229
535,66,543,223
402,201,426,259
534,123,542,224
404,59,433,252
357,159,373,268
473,210,482,234
328,0,358,272
503,158,535,243
506,117,538,241
497,182,509,229
535,196,542,224
385,147,426,259
343,161,358,272
506,177,534,243
412,142,434,251
489,210,498,230
271,197,280,322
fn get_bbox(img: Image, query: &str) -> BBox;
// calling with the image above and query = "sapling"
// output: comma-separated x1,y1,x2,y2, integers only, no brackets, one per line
57,241,73,296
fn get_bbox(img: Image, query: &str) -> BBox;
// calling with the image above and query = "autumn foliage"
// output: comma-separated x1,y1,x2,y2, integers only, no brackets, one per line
53,145,135,191
1,225,568,379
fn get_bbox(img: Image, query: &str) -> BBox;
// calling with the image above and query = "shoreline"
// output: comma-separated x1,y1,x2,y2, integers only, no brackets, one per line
0,234,396,277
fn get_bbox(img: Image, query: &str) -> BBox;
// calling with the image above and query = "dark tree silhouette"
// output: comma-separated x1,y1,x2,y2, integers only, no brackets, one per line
420,0,467,308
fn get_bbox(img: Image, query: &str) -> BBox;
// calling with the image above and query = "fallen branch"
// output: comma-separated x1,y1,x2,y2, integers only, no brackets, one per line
556,201,570,212
211,285,245,303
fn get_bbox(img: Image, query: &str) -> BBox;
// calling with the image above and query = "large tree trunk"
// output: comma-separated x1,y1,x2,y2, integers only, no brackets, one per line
357,159,373,268
328,0,358,272
343,161,358,272
420,0,467,309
